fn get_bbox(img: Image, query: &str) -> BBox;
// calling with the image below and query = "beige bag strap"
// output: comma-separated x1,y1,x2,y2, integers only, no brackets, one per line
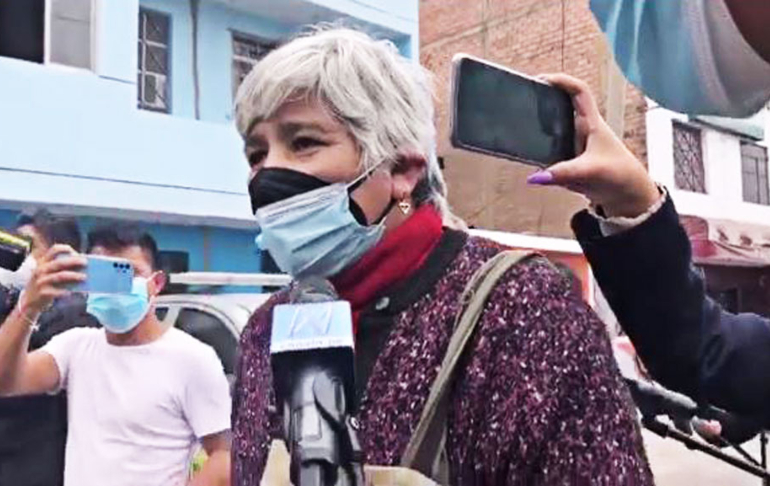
400,250,539,480
261,441,442,485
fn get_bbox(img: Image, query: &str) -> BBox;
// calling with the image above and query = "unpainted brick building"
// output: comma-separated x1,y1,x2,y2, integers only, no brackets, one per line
420,0,647,237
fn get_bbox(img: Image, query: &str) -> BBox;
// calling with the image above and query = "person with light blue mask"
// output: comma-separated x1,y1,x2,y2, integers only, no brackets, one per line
0,209,96,486
230,27,652,485
592,0,770,117
0,223,232,486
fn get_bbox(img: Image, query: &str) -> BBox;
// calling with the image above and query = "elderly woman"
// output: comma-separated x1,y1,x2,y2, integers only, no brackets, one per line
232,28,652,485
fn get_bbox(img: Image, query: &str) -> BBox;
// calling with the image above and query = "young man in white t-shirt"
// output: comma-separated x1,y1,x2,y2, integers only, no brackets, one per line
0,224,231,486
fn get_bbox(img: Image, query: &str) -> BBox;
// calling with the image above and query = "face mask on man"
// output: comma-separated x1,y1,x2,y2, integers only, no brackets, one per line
0,255,37,290
591,0,770,117
249,165,393,278
86,277,151,334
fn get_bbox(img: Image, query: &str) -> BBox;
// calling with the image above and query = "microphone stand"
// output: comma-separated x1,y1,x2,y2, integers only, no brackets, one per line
642,416,770,480
626,379,770,481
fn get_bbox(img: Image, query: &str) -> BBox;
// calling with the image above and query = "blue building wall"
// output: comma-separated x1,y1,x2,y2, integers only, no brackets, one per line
197,2,292,124
0,211,16,232
138,0,195,120
0,56,252,225
138,0,294,122
0,0,418,283
137,0,413,124
0,208,261,274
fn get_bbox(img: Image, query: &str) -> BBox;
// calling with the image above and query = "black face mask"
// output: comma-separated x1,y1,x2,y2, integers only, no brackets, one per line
249,168,371,225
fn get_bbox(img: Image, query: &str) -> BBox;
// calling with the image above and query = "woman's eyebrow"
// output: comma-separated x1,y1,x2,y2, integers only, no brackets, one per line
279,121,331,138
244,121,331,148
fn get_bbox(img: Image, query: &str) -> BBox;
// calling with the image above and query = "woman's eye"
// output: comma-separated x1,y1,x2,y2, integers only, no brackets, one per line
292,137,323,151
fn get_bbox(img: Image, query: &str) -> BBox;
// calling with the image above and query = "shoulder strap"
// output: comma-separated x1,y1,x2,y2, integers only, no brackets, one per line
400,250,539,480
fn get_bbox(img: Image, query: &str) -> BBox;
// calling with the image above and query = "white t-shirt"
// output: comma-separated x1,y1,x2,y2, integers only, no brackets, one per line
42,327,231,486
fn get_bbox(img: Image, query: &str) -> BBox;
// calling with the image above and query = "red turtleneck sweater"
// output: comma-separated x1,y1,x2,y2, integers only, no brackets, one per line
331,205,444,329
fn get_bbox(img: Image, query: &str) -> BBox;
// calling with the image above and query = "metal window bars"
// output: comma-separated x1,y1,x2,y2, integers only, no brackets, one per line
231,32,276,98
673,122,707,194
137,9,170,113
742,142,770,205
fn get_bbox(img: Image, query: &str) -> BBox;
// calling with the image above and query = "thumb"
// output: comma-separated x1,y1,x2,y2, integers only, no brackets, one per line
526,155,589,187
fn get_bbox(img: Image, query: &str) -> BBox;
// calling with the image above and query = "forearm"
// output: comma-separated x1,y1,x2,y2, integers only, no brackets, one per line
574,195,770,418
0,303,37,395
190,450,230,486
573,195,706,397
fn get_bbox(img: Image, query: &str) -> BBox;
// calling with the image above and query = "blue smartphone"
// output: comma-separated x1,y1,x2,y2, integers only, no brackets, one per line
60,255,134,294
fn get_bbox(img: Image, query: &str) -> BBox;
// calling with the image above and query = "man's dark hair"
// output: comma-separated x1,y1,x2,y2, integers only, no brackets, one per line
17,209,82,251
87,222,159,270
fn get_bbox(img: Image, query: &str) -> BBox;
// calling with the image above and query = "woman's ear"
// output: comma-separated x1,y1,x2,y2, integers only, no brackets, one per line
391,152,427,200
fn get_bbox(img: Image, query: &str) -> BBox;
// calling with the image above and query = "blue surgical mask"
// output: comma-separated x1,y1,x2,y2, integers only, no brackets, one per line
591,0,770,117
255,167,386,278
87,277,150,334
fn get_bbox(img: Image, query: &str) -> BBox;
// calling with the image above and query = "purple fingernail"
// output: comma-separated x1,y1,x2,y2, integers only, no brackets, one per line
526,171,554,185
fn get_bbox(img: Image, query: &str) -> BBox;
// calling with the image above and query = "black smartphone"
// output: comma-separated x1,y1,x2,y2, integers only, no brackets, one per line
450,54,576,168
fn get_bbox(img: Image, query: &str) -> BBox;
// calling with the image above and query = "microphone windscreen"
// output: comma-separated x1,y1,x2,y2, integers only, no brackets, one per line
289,276,338,304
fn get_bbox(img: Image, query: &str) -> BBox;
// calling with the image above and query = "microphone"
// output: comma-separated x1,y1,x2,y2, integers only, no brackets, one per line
271,277,362,486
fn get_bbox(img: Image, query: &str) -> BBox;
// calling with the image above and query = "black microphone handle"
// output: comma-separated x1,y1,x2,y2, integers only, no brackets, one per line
275,280,357,486
277,354,350,486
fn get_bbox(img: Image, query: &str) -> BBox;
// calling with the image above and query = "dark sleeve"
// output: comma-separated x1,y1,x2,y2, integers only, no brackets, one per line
572,195,770,421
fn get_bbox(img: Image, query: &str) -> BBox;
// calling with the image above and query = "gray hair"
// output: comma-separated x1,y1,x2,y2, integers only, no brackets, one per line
234,27,459,224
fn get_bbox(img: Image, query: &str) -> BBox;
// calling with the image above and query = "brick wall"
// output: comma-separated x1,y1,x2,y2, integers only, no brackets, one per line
420,0,648,236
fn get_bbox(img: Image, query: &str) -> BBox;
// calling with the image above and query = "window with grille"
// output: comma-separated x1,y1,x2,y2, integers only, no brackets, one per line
137,8,170,113
232,32,275,98
673,122,706,193
741,142,770,205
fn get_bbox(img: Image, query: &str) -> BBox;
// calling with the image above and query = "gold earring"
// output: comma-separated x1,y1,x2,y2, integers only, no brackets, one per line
398,199,411,215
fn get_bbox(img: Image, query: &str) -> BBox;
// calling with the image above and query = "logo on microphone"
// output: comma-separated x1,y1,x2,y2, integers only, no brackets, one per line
271,301,354,353
288,304,333,338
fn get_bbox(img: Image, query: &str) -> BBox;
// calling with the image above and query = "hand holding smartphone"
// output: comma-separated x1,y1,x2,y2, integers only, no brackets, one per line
450,54,576,168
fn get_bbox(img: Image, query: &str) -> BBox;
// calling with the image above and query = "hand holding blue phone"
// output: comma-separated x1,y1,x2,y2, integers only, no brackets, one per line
55,253,134,295
18,245,87,317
